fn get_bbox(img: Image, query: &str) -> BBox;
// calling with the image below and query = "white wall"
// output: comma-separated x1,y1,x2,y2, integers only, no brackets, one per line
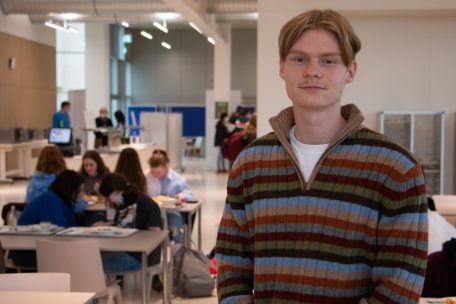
0,11,55,47
258,0,456,193
85,23,110,149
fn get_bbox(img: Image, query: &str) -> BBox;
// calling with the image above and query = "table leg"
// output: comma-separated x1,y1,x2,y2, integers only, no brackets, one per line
198,205,202,251
141,252,148,304
187,213,193,248
162,236,170,304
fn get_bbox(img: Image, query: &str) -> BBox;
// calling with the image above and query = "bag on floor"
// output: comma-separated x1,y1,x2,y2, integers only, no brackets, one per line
173,244,215,297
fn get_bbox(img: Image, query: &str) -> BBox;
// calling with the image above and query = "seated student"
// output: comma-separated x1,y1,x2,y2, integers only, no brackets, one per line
25,146,66,203
115,148,147,193
97,173,164,291
79,150,110,196
146,149,193,243
427,196,456,255
422,238,456,297
12,170,85,267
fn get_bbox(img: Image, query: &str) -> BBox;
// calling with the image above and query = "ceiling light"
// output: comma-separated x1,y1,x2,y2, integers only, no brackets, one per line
161,42,171,50
154,12,180,21
189,22,202,34
121,21,129,28
153,21,168,33
44,19,77,33
45,20,68,32
140,30,153,40
207,37,216,45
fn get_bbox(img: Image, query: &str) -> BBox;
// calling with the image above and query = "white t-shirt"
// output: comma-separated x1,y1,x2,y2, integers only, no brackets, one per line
289,125,328,181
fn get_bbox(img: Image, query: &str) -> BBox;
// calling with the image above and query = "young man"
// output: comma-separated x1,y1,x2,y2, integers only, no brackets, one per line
52,101,71,128
216,9,428,304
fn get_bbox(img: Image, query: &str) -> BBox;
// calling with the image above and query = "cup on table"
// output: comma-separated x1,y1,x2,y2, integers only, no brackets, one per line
40,221,52,233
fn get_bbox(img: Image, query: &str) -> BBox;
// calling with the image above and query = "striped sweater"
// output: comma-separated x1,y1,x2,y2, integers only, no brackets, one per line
216,104,428,304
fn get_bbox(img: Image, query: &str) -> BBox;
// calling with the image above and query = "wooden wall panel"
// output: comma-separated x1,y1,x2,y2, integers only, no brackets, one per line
0,31,56,129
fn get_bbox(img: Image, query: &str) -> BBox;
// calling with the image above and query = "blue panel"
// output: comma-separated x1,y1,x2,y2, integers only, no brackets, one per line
170,107,205,137
127,106,205,137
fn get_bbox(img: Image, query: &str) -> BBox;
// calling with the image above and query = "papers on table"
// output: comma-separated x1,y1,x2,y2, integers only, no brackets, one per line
0,224,61,236
153,195,177,206
57,226,138,238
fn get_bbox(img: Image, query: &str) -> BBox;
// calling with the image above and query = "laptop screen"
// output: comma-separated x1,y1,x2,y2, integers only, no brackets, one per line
48,128,72,145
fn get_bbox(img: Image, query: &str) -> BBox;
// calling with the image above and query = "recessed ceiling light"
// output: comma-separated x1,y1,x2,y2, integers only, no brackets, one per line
161,42,171,50
189,22,202,34
207,37,216,45
121,21,129,28
140,30,153,40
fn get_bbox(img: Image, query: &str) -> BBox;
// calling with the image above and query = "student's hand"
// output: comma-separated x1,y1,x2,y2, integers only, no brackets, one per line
176,192,186,204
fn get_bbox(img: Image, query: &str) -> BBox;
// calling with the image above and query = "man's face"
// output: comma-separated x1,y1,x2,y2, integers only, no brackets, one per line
62,105,71,114
279,29,356,112
150,165,168,180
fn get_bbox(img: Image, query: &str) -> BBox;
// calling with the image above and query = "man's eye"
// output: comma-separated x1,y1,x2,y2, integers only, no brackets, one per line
292,57,307,64
321,59,338,65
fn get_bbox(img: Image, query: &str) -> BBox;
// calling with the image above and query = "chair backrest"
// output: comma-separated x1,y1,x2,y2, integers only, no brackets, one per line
0,273,70,291
36,239,106,293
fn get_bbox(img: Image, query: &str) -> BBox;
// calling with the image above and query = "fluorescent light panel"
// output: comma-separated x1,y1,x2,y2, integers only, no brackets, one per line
153,21,168,33
44,20,77,33
207,36,216,45
189,22,202,34
140,30,153,40
121,21,129,28
161,42,171,49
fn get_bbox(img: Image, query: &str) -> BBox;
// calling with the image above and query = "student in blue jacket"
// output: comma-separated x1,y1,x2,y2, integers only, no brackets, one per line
12,170,84,267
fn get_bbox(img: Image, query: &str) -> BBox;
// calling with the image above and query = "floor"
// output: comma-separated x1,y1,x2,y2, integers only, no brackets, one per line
0,157,227,303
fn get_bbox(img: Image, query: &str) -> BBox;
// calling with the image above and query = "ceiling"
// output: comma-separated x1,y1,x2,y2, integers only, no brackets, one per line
0,0,258,30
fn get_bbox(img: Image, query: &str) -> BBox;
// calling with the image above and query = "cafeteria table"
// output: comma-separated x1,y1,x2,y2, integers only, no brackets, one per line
0,291,95,304
0,230,169,304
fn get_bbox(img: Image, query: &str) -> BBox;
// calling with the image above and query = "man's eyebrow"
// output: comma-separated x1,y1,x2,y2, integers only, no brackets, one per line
287,50,342,57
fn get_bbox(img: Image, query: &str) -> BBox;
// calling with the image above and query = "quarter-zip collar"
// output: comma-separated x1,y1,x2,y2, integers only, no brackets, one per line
269,103,365,191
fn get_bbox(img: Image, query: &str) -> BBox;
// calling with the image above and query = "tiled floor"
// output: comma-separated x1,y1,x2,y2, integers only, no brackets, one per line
0,157,227,303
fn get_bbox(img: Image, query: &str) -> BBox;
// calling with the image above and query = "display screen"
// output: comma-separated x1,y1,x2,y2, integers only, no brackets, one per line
48,128,72,145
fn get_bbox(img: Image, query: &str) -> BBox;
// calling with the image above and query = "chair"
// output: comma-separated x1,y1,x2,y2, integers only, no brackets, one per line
111,207,172,297
0,273,70,291
36,239,122,304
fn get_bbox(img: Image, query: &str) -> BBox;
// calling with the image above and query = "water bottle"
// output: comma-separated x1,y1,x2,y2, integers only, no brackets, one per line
6,205,17,227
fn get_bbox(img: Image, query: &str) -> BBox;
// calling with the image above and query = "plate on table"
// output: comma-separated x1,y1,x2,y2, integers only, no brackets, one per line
0,224,60,235
153,195,177,206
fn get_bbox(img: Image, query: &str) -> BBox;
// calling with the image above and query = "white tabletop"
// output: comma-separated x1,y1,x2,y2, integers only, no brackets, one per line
420,297,456,303
0,291,95,304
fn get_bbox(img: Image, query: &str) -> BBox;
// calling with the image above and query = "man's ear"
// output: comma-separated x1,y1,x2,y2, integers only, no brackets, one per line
279,60,285,80
346,60,357,84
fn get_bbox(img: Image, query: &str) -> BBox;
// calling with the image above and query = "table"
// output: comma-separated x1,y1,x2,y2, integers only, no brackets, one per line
86,200,203,250
0,140,48,183
0,230,169,304
162,201,203,250
420,297,456,303
432,195,456,226
0,291,95,304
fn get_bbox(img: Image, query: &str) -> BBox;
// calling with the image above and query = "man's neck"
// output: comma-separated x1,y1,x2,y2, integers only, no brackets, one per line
292,105,346,144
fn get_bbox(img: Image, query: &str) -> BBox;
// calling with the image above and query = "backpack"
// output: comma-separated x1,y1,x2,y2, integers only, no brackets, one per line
173,244,216,297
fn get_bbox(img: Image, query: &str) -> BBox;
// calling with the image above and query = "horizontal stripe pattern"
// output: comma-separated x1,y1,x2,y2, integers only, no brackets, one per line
216,105,428,304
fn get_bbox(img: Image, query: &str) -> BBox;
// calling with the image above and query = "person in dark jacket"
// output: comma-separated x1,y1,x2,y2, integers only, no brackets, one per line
422,238,456,297
94,107,113,148
214,112,230,173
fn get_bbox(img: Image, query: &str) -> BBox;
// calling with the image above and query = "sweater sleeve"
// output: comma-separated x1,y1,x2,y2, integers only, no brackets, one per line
367,164,428,304
216,162,254,304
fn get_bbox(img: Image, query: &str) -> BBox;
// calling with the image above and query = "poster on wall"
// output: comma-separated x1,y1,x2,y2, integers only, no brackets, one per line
215,101,228,119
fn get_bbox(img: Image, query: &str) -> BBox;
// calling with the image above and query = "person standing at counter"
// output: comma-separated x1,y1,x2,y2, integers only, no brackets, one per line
94,107,113,148
52,101,71,128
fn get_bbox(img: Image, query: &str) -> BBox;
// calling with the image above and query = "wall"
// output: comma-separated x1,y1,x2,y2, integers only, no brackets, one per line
231,29,257,102
0,31,56,129
257,0,456,193
0,11,54,47
131,28,257,105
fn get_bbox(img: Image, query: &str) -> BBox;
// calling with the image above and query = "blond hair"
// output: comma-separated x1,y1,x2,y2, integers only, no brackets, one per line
278,9,361,66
